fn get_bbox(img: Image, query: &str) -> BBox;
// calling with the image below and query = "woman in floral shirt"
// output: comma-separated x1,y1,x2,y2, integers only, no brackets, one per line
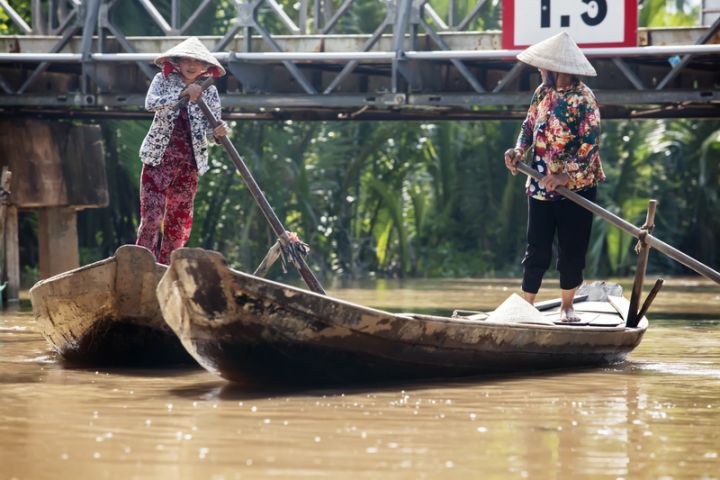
504,32,604,322
136,37,229,265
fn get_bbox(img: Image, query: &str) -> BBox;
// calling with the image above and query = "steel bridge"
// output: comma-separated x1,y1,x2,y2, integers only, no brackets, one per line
1,0,720,120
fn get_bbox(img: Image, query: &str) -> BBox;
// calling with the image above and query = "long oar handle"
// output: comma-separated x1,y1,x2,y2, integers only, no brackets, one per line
193,92,326,295
516,162,720,285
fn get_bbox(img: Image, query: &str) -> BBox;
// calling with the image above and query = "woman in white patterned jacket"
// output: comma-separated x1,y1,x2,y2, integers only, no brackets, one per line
136,37,229,265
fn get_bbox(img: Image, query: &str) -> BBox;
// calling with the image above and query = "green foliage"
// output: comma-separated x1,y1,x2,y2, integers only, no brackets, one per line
426,0,502,30
0,0,29,35
643,120,720,271
77,114,720,282
324,0,387,34
639,0,699,27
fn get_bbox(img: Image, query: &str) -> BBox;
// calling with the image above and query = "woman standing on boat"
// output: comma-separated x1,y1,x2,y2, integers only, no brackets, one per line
504,31,605,322
136,37,229,265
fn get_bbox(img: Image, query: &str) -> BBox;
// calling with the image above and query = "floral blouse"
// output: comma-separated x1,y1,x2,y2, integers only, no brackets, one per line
139,72,221,176
516,79,605,201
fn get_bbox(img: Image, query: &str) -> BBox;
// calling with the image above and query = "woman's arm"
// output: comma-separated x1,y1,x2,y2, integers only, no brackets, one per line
203,86,230,142
145,73,184,112
505,86,543,175
515,86,543,154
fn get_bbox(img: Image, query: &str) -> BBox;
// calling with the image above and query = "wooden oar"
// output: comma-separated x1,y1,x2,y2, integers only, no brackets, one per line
516,162,720,285
189,82,326,295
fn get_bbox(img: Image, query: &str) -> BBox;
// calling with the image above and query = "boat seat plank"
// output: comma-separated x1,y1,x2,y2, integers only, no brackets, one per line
574,302,619,313
588,313,625,327
545,310,624,327
607,295,631,321
541,301,618,316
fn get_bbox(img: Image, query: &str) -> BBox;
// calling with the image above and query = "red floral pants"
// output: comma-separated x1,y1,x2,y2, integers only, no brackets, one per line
136,109,198,265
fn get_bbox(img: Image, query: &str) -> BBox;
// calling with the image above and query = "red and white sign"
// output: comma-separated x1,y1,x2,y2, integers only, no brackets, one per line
502,0,637,49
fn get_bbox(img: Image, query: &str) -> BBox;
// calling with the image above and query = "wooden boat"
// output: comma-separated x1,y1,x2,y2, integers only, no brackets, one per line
30,245,194,365
157,248,649,384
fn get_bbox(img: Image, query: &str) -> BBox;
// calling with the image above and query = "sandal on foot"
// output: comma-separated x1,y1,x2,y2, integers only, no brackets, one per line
559,308,582,323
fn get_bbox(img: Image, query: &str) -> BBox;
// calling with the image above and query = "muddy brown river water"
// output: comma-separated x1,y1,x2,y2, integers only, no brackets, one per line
1,278,719,479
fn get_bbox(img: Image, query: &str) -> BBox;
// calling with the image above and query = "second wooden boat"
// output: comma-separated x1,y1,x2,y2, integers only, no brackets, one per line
157,248,648,384
30,245,194,365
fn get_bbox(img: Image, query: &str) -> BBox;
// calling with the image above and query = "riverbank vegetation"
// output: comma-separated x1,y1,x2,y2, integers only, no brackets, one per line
74,115,717,283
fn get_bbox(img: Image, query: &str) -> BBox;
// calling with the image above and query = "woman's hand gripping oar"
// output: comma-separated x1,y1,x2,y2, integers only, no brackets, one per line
513,161,720,285
187,79,326,295
177,76,215,108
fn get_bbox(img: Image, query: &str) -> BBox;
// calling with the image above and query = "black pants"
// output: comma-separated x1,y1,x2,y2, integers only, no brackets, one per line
522,187,596,294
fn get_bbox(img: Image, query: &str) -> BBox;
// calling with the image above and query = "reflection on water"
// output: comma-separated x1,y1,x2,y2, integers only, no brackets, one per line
2,279,719,479
634,361,720,378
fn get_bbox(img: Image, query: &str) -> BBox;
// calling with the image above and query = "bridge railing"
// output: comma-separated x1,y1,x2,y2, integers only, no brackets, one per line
1,0,720,119
0,0,492,37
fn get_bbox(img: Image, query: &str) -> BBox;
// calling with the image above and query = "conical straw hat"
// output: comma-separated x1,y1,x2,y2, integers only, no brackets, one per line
154,36,226,76
516,31,596,77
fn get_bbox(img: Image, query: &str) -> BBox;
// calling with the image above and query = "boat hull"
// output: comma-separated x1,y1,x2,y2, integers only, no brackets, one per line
158,248,648,383
30,245,194,365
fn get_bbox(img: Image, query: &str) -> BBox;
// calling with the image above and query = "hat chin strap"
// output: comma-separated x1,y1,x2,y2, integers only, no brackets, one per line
162,62,176,77
206,66,221,77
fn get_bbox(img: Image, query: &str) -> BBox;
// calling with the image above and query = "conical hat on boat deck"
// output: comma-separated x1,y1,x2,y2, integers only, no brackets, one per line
516,31,597,77
154,37,226,77
487,293,555,325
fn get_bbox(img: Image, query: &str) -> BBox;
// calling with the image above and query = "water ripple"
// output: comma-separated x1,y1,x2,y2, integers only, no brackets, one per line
633,362,720,379
14,354,56,364
0,326,33,333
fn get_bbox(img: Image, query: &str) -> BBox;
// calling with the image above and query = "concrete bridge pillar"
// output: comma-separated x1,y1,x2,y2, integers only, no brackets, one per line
38,207,80,280
0,119,108,301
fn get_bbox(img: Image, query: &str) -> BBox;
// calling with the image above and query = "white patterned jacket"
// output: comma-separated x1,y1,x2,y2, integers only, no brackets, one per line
139,72,222,175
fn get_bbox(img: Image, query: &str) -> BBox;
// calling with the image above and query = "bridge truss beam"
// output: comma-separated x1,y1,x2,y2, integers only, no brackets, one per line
1,0,719,120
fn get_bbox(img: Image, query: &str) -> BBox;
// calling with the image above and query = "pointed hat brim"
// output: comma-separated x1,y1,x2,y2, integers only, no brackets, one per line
154,37,226,76
516,31,596,77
